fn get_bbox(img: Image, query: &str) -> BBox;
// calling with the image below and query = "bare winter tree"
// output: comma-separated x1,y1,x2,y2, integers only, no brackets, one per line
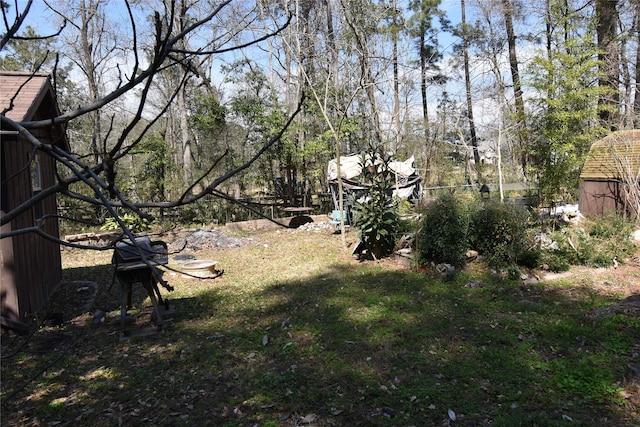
1,0,296,248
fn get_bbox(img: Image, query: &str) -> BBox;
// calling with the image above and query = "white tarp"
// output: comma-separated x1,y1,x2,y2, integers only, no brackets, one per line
327,154,416,182
327,155,363,181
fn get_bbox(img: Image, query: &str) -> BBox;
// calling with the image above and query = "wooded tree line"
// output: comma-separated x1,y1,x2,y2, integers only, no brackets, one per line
1,0,637,237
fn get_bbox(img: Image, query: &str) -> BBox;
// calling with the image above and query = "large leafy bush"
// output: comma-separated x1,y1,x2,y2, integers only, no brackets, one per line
417,195,470,267
469,202,534,269
352,149,399,259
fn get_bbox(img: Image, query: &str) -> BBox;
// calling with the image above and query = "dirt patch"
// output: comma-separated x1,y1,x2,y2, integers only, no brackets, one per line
167,228,253,253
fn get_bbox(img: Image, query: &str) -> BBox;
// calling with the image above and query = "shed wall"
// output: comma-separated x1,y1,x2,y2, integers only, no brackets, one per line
578,179,621,217
1,135,62,323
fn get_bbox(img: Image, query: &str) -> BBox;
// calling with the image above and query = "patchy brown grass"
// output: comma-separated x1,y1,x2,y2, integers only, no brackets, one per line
2,225,640,426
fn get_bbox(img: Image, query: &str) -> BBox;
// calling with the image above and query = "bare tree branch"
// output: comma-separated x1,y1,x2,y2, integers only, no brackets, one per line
0,0,33,49
1,0,298,249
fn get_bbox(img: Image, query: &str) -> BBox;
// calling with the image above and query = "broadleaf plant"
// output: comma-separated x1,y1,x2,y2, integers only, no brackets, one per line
352,145,400,259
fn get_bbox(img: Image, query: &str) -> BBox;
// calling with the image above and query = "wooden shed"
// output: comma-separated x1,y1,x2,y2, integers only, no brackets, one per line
1,71,69,332
578,130,640,217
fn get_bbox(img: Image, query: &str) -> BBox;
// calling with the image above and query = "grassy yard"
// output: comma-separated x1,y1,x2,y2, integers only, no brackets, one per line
1,226,639,426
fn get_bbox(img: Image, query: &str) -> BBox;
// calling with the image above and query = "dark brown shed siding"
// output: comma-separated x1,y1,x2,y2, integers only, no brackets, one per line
1,72,65,324
1,136,62,322
1,139,19,322
578,179,622,217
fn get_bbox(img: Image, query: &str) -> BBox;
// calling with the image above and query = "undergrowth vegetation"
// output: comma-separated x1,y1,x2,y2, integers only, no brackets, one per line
416,194,638,273
539,213,638,271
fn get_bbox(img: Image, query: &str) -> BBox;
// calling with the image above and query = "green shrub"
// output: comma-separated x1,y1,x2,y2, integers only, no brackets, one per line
588,212,635,239
353,194,399,259
579,219,636,267
417,195,469,267
101,212,153,233
537,215,637,270
518,244,542,269
352,149,400,259
469,202,533,269
539,251,571,272
417,198,637,272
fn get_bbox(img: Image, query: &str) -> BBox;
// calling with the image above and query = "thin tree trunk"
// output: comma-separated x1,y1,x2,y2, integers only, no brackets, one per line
393,35,401,152
620,18,632,128
461,0,480,167
339,0,382,145
420,31,431,181
392,0,401,153
79,0,101,166
178,82,191,185
596,0,620,128
325,0,341,121
502,0,527,173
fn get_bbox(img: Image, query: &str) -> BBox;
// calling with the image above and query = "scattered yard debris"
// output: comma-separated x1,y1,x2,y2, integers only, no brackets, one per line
296,220,341,232
168,229,248,252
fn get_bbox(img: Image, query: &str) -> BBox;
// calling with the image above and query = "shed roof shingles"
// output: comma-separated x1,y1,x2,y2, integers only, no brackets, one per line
580,130,640,180
0,71,50,122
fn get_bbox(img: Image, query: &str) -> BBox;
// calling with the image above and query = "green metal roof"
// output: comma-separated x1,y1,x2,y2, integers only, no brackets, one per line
580,130,640,180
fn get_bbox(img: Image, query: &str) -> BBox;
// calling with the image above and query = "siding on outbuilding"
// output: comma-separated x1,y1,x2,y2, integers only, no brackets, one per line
578,130,640,217
1,71,68,329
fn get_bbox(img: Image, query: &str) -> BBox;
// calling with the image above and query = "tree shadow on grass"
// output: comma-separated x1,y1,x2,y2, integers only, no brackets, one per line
1,262,638,426
206,265,639,426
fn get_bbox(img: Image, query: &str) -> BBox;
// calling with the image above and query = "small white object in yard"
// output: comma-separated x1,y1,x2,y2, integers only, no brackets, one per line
262,334,269,345
521,272,540,286
436,263,455,275
557,205,583,224
632,229,640,243
448,408,456,421
535,233,559,251
553,203,578,216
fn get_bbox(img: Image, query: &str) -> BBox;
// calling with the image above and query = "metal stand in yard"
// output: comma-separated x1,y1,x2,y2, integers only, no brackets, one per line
112,237,174,340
